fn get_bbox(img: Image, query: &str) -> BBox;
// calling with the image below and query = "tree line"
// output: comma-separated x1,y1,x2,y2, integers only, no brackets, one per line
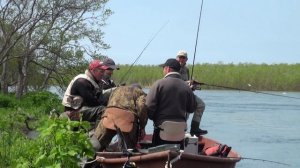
1,1,299,99
0,0,112,99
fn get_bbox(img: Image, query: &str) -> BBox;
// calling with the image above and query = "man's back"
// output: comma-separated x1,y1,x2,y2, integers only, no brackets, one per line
146,58,197,147
146,72,196,126
108,86,148,128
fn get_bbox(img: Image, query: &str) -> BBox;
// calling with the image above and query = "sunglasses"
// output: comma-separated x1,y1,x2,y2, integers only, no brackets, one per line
95,68,105,73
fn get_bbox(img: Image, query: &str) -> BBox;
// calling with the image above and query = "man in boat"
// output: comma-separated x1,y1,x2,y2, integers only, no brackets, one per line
94,84,148,151
61,59,109,122
100,57,120,90
98,57,121,101
146,58,197,147
176,50,208,136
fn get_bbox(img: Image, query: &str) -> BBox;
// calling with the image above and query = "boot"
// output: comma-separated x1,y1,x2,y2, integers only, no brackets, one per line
190,121,207,137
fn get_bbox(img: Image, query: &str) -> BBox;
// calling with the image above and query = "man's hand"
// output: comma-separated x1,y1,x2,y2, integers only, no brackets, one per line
187,80,197,91
187,80,202,91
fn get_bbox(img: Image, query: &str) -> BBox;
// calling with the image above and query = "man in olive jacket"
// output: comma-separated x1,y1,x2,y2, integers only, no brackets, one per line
94,84,147,151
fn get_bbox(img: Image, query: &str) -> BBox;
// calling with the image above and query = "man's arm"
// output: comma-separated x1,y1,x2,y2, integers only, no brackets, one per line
136,94,148,129
145,82,160,120
72,78,102,106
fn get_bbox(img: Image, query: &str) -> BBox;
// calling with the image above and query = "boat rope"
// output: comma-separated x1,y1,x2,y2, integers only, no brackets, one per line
230,157,291,166
165,151,183,168
84,156,105,165
118,21,169,85
196,81,300,100
190,0,204,80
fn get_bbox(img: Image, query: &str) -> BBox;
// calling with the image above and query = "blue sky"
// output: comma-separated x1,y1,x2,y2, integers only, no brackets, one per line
102,0,300,65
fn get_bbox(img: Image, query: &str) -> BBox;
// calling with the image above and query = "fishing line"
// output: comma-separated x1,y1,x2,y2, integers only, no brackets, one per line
196,82,300,100
190,0,204,80
228,156,291,166
118,21,169,85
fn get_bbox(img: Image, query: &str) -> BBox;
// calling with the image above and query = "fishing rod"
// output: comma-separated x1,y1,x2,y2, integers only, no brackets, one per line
194,81,300,100
190,0,204,80
118,21,169,85
228,156,291,166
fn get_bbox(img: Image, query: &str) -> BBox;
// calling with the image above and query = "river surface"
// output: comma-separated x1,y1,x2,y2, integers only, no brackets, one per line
144,90,300,168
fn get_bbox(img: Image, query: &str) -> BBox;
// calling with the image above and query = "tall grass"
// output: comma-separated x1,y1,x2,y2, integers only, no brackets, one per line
111,63,300,91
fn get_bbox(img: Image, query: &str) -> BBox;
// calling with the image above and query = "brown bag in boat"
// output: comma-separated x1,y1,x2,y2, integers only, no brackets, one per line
102,107,135,133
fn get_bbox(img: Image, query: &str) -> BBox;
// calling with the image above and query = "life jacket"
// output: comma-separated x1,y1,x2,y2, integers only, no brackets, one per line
204,144,231,157
62,70,100,109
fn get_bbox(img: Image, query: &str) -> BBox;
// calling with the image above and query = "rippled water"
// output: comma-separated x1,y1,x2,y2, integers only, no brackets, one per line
145,90,300,168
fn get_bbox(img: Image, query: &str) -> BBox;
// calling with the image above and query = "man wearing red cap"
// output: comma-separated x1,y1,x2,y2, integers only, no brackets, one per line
62,59,109,122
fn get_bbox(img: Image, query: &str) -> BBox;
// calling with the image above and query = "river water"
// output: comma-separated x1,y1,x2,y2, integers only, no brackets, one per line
144,90,300,168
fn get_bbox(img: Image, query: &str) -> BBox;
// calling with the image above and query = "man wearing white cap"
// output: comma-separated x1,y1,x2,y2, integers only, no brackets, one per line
176,50,208,136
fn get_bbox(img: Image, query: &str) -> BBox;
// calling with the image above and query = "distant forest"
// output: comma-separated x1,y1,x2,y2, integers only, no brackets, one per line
111,63,300,91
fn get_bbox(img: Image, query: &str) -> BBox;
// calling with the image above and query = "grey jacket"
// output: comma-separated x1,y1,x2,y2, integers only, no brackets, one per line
145,72,197,126
179,65,189,81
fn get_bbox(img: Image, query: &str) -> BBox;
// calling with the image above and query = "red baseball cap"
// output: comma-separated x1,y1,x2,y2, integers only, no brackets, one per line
89,60,109,70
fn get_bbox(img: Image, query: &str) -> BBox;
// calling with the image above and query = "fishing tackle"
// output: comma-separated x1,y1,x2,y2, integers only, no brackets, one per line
193,81,300,100
228,156,291,166
118,21,169,85
190,0,204,80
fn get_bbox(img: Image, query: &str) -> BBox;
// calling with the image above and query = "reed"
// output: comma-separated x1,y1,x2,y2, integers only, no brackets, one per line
111,63,300,91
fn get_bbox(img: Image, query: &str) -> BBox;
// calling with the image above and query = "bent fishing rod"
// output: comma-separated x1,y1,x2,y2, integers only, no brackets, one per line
194,81,300,100
118,21,169,85
190,0,204,80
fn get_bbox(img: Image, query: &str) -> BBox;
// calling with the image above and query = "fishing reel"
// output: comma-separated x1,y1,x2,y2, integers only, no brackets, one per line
187,80,203,91
123,161,137,168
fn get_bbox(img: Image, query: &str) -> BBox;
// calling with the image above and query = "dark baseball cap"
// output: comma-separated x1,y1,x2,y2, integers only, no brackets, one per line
160,58,181,71
103,58,119,70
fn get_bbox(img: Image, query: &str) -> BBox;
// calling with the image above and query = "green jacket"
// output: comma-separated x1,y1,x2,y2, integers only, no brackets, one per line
107,86,148,129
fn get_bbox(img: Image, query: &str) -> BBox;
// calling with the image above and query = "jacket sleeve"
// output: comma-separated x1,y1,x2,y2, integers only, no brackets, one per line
136,94,148,129
145,82,159,120
72,78,103,106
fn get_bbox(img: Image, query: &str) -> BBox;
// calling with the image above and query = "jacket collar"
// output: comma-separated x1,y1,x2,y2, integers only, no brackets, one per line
164,72,181,78
85,69,97,82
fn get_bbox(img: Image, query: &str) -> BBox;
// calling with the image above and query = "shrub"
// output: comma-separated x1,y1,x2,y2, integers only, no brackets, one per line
0,93,18,108
21,91,63,113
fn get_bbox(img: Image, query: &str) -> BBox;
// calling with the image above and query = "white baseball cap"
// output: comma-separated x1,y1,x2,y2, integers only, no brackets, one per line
176,50,188,58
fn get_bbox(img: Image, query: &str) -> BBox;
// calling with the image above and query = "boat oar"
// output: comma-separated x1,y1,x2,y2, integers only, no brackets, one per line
118,21,169,85
193,81,300,100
